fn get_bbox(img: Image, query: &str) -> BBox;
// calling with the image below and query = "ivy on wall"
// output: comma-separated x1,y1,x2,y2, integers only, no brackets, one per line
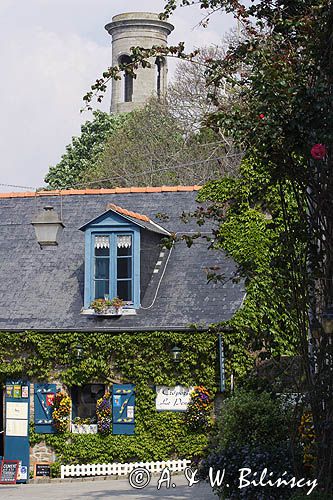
0,330,218,474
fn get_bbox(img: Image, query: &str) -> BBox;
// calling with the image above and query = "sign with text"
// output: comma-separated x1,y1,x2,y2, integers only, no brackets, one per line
0,460,19,484
156,386,194,411
34,463,51,478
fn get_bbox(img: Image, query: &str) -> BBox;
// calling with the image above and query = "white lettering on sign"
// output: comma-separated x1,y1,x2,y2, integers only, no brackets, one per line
156,386,194,411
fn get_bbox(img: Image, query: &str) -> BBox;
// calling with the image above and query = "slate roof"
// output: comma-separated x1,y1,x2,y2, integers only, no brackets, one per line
0,187,245,332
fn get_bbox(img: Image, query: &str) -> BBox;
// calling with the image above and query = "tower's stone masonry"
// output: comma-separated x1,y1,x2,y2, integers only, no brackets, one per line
105,12,174,113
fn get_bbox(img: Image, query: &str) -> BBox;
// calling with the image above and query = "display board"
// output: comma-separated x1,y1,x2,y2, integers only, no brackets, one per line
34,463,51,478
4,380,30,483
0,460,19,484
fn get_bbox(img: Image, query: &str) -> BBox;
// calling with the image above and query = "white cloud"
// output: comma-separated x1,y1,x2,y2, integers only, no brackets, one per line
0,1,235,191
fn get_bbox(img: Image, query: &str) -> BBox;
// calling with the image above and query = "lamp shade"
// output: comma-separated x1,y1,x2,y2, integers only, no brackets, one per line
32,206,64,247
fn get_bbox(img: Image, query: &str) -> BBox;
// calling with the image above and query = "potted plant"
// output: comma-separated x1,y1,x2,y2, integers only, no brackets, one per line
90,297,124,315
109,297,124,314
90,298,112,314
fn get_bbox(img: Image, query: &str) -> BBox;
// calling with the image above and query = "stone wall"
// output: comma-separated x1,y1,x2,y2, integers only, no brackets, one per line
30,441,56,469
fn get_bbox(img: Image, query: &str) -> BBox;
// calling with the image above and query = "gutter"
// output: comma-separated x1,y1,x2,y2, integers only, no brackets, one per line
1,326,212,333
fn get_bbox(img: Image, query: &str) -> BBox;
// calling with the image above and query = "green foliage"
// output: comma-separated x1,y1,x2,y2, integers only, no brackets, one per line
0,330,218,473
215,390,292,450
31,385,209,476
199,391,297,499
197,157,302,383
44,111,127,189
82,99,228,187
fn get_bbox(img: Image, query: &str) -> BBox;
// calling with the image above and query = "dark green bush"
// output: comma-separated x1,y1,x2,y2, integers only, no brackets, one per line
199,390,299,499
214,390,292,449
199,443,295,499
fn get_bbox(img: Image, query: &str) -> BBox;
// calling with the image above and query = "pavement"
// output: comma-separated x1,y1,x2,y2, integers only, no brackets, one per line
0,475,216,499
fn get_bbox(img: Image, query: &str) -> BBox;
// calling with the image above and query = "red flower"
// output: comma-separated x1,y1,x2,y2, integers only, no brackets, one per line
259,113,265,119
311,144,327,160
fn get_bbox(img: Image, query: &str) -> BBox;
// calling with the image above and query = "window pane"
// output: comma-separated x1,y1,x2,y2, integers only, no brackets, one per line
117,245,132,257
95,236,109,256
117,257,132,279
95,280,109,299
117,235,132,256
76,384,105,420
95,258,109,279
117,280,132,301
95,246,109,257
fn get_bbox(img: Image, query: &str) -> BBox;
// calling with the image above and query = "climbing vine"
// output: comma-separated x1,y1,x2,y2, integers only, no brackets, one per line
0,330,219,476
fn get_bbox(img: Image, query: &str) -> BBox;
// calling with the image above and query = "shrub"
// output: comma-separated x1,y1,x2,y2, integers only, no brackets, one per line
199,390,297,499
214,390,292,449
199,443,295,499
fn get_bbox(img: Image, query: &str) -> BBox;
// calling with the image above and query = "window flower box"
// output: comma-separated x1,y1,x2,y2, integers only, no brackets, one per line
71,423,98,434
96,306,123,316
89,298,124,316
81,307,136,316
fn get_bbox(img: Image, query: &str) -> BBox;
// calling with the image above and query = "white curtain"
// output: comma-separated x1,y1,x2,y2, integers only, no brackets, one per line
117,235,132,248
95,236,109,249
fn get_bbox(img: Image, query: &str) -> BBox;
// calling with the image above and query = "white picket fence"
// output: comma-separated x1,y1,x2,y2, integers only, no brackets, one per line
61,459,191,479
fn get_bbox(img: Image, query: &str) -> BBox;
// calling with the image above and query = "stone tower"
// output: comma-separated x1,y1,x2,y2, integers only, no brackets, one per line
105,12,174,114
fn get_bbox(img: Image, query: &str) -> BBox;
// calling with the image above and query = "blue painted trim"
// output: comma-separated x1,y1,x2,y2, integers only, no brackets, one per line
82,212,141,309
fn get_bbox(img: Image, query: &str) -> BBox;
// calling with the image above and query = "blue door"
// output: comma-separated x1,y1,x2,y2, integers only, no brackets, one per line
112,384,135,435
4,380,30,483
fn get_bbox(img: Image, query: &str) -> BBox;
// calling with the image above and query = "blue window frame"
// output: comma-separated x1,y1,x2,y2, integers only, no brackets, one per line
93,233,133,303
81,211,141,309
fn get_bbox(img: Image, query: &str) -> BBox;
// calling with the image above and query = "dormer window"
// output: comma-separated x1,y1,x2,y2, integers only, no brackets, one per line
79,203,170,314
94,233,133,302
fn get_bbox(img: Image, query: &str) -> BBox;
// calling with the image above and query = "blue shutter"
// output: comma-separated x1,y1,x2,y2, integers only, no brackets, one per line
34,384,56,434
112,384,135,435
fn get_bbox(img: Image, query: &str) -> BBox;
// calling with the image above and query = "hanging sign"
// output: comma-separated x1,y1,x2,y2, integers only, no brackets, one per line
13,386,21,398
156,386,194,411
21,386,29,398
0,460,19,484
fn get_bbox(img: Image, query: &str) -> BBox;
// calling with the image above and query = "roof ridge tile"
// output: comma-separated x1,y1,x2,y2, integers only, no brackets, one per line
0,185,201,199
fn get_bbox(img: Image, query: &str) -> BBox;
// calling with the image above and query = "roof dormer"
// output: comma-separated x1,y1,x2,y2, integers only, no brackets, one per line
79,204,169,312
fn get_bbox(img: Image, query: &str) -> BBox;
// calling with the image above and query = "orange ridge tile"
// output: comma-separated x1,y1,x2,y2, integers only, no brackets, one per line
0,185,202,199
108,203,150,222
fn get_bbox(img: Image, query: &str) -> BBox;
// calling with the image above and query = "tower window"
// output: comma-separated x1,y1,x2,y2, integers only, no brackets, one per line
155,57,165,98
119,55,133,102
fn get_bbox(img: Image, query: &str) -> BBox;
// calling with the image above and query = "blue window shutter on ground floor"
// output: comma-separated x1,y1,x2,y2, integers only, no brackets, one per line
34,384,56,434
112,384,135,435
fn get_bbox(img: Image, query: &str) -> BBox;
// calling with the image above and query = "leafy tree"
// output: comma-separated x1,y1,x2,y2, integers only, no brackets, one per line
44,110,127,189
167,46,226,133
82,98,239,187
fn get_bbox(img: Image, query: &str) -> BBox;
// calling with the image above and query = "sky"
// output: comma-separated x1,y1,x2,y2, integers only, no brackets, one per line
0,0,235,191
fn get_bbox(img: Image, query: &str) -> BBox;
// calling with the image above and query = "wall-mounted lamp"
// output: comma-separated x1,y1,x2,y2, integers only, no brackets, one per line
31,206,64,247
171,345,181,364
75,343,84,362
